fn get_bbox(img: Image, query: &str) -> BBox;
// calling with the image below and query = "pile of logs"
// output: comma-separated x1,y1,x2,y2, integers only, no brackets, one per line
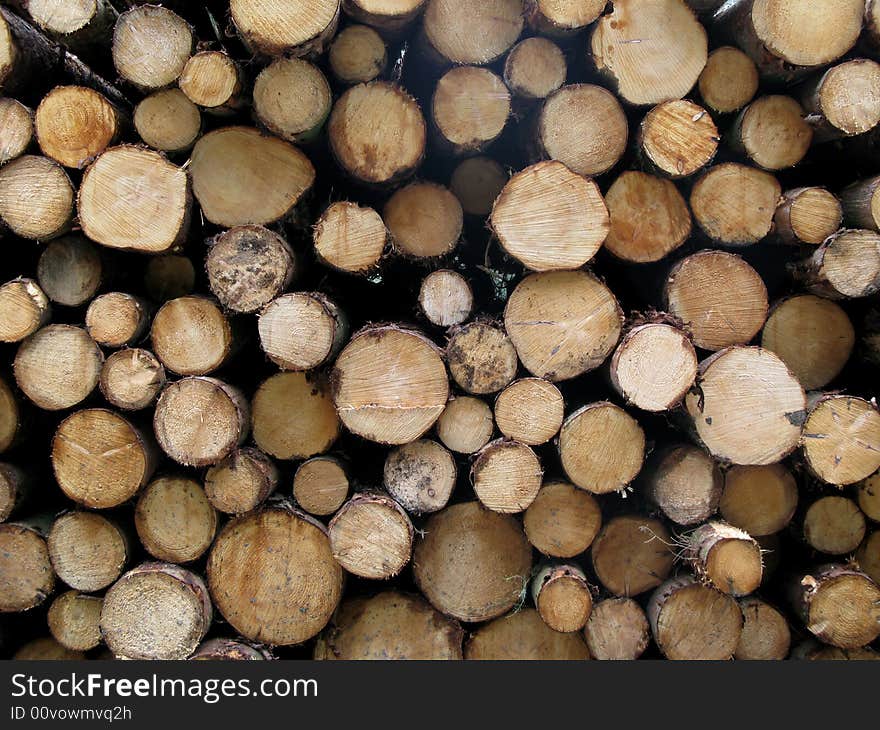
2,0,880,661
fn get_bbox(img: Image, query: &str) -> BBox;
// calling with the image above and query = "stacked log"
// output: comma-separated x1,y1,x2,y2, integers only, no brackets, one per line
1,0,880,663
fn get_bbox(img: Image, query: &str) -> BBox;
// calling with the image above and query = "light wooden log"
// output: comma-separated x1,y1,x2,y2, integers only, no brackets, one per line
857,531,880,585
0,97,32,164
313,201,387,274
494,378,563,446
342,0,427,37
465,608,590,660
100,562,211,660
773,187,842,246
47,511,130,592
14,324,103,411
449,156,507,217
792,229,880,299
435,395,494,455
151,296,233,376
252,371,339,459
47,590,103,652
735,597,790,660
413,501,532,622
178,51,244,115
253,58,332,143
85,293,149,348
446,321,517,395
804,496,866,556
25,0,116,54
329,24,386,85
638,100,719,179
523,481,601,558
719,463,798,536
503,37,565,101
293,456,350,516
207,503,344,645
384,181,462,257
0,154,72,240
422,0,523,66
0,377,18,454
112,5,193,91
259,292,346,371
432,66,510,155
729,95,812,170
558,403,645,495
591,515,674,597
583,597,650,661
800,59,880,142
471,438,542,514
230,0,340,57
698,46,759,114
0,519,54,613
858,472,880,523
524,0,604,36
99,348,165,411
505,270,622,381
204,447,278,516
0,278,49,344
383,439,456,515
532,563,593,633
0,463,28,522
686,521,763,596
135,476,217,563
418,269,473,328
36,235,101,307
133,88,201,154
684,346,806,466
664,250,769,351
644,445,723,526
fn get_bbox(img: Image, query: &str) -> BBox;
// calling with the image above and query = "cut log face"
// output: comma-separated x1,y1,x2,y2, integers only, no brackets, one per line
112,5,193,91
316,591,462,660
796,566,880,648
99,348,166,411
0,523,54,613
423,0,523,65
435,396,494,454
720,463,798,537
665,251,769,351
648,576,743,660
466,608,589,660
293,456,350,516
591,0,708,106
0,155,73,240
858,472,880,523
611,323,698,412
204,448,278,516
471,439,542,514
558,403,645,495
0,463,25,522
503,37,566,100
342,0,427,36
639,100,719,178
207,226,295,314
207,505,344,646
857,531,880,585
591,515,674,597
804,59,880,140
491,161,610,272
685,347,806,466
802,396,880,486
761,295,854,390
687,521,763,596
14,325,103,411
604,171,692,263
384,439,456,515
332,326,448,445
48,591,103,652
583,597,650,661
494,378,563,445
253,58,332,143
230,0,340,57
190,127,315,227
0,377,18,454
523,481,602,558
134,89,201,153
79,146,191,253
0,97,33,164
532,564,593,633
413,501,532,622
34,86,120,170
259,293,345,371
13,638,83,661
313,201,387,273
100,562,211,660
746,0,863,70
154,377,249,467
179,52,242,112
525,0,605,36
446,321,517,395
37,236,101,307
698,46,759,114
505,270,623,381
252,372,339,459
449,156,508,216
432,66,510,155
645,445,723,526
732,95,812,170
774,187,843,246
384,181,463,257
135,476,217,564
795,229,880,299
419,270,473,327
328,82,425,185
329,25,386,85
52,408,155,509
48,512,129,592
537,84,627,177
85,292,148,348
690,163,782,245
0,278,50,343
328,493,414,578
151,296,233,376
735,597,791,661
804,496,866,556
